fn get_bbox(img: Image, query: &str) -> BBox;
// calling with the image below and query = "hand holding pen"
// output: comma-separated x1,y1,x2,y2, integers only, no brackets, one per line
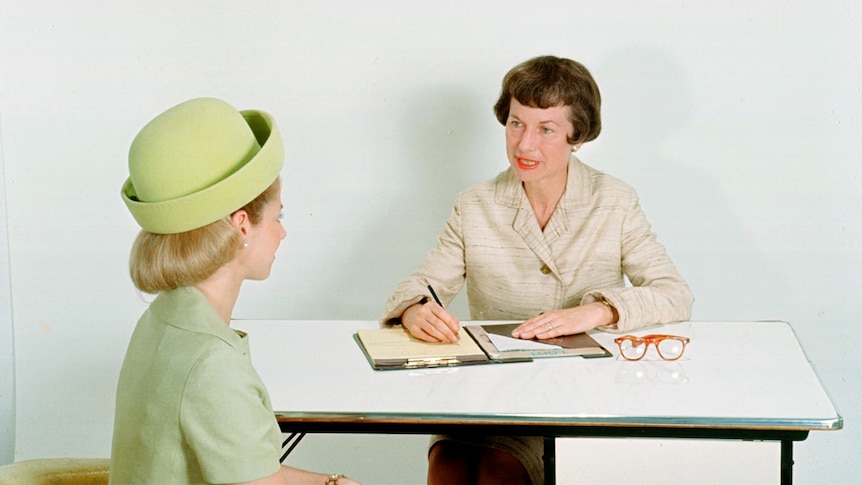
400,282,461,343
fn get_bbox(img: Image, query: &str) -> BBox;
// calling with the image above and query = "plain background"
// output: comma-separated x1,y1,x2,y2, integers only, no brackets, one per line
1,1,858,483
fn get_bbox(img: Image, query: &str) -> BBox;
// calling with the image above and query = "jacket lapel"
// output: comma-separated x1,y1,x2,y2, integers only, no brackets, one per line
497,156,594,280
512,202,560,277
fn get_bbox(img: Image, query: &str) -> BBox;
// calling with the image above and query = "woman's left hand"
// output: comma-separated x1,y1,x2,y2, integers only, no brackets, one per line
511,302,615,340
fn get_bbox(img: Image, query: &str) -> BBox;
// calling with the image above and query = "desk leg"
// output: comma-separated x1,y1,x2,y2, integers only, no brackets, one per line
543,437,555,485
781,440,793,485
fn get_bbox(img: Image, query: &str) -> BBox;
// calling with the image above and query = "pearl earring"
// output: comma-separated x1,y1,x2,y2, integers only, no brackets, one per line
242,242,249,248
571,146,579,153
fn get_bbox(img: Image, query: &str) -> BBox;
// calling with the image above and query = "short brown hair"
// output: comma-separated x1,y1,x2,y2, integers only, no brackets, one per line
493,55,602,145
129,178,280,294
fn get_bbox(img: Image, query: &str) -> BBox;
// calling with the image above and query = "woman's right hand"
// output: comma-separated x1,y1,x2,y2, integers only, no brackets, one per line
401,301,461,343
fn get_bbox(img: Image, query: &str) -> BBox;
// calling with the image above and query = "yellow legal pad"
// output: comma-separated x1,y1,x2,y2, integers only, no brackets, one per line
355,327,490,370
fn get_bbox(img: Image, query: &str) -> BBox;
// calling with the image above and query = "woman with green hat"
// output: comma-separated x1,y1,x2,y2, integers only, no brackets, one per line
111,98,358,485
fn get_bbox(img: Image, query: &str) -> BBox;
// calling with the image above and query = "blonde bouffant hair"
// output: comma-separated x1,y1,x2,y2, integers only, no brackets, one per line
129,179,280,294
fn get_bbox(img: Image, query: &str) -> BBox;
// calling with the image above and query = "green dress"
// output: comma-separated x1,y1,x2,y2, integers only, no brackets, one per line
110,286,282,484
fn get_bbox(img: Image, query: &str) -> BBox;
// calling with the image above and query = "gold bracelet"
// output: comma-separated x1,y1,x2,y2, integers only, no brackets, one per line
600,298,619,323
325,474,346,485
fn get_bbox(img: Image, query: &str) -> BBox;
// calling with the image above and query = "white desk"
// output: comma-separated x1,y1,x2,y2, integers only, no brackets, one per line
239,320,842,485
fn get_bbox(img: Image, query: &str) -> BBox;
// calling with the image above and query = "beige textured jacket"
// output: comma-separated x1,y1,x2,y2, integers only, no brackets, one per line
381,157,693,332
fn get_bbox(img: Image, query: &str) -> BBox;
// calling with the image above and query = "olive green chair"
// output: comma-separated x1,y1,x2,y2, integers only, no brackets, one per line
0,458,109,485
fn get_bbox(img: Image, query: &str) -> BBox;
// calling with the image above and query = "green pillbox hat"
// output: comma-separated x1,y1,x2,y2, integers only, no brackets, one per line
121,97,284,234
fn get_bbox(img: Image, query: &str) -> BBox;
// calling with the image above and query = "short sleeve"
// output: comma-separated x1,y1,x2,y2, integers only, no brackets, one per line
180,345,282,484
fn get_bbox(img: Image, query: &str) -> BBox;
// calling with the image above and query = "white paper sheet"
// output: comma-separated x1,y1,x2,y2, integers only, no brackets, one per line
488,333,563,352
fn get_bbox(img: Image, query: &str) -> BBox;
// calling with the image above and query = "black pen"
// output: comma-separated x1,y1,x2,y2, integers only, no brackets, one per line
426,283,443,307
426,282,459,342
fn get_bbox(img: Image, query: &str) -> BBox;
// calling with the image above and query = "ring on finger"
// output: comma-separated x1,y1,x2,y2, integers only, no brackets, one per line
546,322,553,331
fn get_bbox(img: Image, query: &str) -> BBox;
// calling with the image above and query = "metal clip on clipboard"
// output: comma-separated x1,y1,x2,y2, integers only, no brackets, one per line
403,357,462,368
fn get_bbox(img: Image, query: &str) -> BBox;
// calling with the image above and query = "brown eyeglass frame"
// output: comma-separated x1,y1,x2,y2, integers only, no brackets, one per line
613,334,691,361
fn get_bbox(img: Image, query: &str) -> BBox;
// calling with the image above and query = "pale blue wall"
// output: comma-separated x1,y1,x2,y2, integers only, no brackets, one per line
1,123,15,464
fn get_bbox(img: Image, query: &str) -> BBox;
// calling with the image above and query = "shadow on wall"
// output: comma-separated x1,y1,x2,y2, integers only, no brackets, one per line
313,85,494,319
593,47,786,320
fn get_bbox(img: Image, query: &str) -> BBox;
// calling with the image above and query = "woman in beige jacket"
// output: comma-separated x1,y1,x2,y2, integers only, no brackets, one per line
381,56,694,485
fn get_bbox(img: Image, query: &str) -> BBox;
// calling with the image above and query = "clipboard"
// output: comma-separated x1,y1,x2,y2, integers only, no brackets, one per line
354,327,496,370
355,321,610,370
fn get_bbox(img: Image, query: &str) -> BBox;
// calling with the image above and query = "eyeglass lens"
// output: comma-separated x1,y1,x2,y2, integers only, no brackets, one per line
618,339,647,360
656,339,685,359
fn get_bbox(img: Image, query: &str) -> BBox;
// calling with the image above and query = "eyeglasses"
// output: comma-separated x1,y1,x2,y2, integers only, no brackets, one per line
614,334,690,361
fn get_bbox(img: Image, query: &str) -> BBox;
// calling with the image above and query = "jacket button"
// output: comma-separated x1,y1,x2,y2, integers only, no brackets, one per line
540,264,552,274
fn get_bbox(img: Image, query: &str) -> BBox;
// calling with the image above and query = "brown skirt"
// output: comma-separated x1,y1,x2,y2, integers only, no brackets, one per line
429,434,544,485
